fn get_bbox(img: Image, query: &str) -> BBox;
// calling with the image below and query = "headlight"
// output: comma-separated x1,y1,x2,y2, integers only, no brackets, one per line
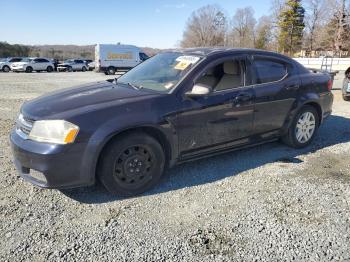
29,120,79,144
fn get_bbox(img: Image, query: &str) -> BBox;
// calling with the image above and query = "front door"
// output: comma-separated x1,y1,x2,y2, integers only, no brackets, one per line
175,56,255,157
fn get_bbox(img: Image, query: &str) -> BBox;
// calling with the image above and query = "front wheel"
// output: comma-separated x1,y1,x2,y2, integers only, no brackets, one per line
282,105,319,148
2,65,10,72
343,95,350,101
82,66,87,72
25,66,33,73
98,132,165,196
47,66,53,72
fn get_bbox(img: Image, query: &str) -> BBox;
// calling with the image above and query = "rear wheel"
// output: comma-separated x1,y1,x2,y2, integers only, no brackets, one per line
98,132,165,196
107,66,116,75
82,66,87,72
25,66,33,73
282,105,319,148
67,66,73,72
343,95,350,101
2,65,10,72
47,66,53,72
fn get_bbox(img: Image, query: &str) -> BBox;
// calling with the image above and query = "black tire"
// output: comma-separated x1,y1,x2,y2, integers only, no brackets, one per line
82,66,87,72
47,66,53,72
107,66,116,75
67,66,73,72
282,105,319,148
2,65,10,72
25,66,33,73
343,95,350,101
98,132,165,196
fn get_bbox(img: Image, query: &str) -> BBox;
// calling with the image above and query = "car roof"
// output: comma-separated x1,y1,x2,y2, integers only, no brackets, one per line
168,47,292,60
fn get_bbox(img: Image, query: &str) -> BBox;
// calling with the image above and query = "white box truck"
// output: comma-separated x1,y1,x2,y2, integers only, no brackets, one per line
95,44,149,75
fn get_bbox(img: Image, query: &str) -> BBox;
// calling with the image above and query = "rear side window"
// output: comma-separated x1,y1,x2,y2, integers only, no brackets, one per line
253,58,287,84
10,58,22,62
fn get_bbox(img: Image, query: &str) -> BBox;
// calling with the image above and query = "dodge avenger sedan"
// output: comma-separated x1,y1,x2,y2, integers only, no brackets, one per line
10,48,333,196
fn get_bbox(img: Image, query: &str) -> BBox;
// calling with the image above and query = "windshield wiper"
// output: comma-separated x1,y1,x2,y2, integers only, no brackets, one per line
127,82,143,90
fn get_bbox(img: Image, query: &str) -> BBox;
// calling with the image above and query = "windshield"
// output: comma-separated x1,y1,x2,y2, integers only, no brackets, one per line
64,59,74,63
117,52,202,92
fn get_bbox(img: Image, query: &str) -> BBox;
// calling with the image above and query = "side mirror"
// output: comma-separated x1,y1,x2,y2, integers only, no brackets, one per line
185,84,212,97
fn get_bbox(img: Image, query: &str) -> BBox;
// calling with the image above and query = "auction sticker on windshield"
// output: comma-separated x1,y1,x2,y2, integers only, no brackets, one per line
174,56,200,70
347,83,350,92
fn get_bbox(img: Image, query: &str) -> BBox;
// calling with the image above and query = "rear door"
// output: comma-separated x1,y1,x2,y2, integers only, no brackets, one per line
251,55,300,134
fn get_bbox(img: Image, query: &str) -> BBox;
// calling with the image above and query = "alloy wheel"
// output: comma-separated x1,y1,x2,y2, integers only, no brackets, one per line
295,111,316,143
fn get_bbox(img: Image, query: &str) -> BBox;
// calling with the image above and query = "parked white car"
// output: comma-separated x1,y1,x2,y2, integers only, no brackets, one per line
88,61,95,71
11,58,54,73
95,44,149,75
0,57,23,72
57,59,88,72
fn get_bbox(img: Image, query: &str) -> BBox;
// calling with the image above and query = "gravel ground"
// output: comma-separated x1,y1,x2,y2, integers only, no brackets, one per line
0,71,349,261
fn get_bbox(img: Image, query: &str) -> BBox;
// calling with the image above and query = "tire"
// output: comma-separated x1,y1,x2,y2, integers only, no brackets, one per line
82,66,87,72
343,95,350,101
107,66,116,75
2,65,10,72
47,66,53,72
98,132,165,196
25,66,33,73
282,105,319,148
67,66,73,72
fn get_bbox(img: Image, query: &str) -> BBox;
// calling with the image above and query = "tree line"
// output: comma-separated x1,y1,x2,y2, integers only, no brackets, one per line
180,0,350,57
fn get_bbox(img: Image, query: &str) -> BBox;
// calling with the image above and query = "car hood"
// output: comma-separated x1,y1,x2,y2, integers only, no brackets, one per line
21,81,160,119
58,63,73,66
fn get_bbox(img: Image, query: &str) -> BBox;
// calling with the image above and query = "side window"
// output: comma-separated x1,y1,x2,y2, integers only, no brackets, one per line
253,57,287,84
139,52,149,61
33,59,40,63
195,59,245,91
76,60,83,63
41,59,49,63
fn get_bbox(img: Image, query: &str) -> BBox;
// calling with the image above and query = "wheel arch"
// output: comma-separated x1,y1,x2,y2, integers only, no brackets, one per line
303,101,322,125
282,97,323,133
82,124,175,185
98,126,172,165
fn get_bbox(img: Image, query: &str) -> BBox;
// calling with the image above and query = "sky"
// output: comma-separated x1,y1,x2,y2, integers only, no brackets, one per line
0,0,271,49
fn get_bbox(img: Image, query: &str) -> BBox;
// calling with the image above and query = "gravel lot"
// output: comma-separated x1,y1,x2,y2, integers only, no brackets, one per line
0,71,349,261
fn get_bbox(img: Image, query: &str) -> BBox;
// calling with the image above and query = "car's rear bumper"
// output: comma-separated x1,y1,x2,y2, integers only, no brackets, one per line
10,129,93,189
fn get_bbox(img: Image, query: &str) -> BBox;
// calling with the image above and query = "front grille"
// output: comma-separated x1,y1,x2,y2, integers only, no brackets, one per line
16,114,34,139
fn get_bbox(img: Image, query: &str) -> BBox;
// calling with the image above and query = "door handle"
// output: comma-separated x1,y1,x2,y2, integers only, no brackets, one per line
285,84,300,90
231,93,252,106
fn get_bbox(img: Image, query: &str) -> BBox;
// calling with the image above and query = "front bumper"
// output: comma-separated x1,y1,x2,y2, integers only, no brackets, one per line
11,67,25,72
10,129,92,189
57,66,69,72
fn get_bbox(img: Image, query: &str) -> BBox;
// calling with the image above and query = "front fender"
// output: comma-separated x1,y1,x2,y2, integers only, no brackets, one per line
79,114,177,184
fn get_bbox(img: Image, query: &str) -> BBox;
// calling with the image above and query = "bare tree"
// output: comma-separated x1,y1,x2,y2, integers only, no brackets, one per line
255,16,273,49
229,7,256,48
180,5,227,48
304,0,327,51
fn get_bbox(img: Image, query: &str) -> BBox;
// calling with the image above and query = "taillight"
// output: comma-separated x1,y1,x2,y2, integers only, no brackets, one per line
327,79,333,91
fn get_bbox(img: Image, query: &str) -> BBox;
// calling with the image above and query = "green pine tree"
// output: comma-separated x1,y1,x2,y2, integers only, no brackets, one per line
278,0,305,56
